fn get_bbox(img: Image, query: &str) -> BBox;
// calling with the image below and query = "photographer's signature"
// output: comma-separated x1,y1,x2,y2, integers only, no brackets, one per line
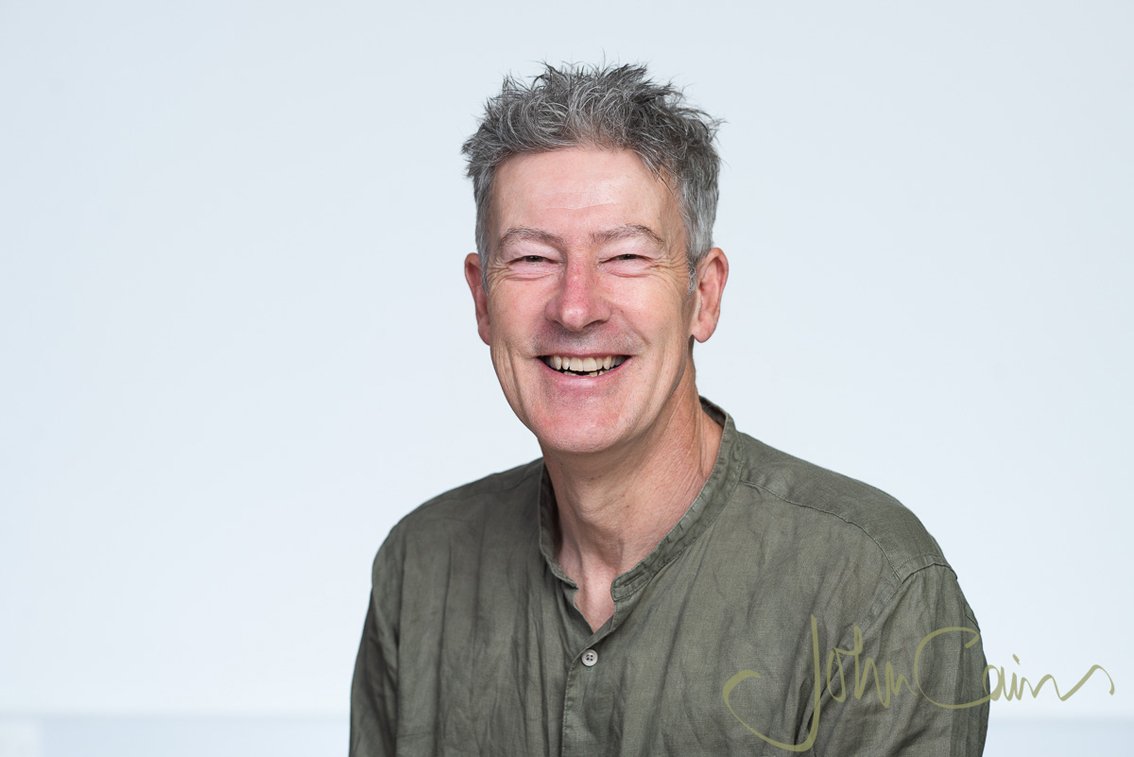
722,615,1115,752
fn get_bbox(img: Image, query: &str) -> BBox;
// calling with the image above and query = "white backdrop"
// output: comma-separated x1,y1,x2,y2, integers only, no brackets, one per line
1,0,1131,751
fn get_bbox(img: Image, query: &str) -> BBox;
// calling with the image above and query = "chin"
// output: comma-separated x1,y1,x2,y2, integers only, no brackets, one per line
531,417,629,457
541,437,618,457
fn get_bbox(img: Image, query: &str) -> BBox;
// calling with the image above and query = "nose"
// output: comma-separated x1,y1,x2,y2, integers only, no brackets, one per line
545,257,610,332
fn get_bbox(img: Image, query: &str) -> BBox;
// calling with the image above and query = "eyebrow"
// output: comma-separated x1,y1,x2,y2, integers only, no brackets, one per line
497,227,562,250
497,224,665,251
592,224,665,248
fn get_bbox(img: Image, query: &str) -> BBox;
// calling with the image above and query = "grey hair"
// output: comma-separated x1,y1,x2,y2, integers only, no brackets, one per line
461,63,722,277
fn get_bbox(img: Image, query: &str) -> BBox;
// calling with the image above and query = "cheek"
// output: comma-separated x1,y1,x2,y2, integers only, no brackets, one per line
639,291,696,339
489,282,544,321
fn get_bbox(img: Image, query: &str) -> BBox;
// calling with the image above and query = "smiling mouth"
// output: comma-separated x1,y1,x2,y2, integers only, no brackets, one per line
540,355,628,377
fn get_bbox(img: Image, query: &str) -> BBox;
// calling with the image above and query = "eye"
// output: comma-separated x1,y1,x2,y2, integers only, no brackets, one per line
603,252,651,269
506,254,557,276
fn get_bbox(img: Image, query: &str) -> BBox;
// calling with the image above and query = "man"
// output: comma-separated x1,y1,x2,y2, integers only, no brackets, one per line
351,63,988,756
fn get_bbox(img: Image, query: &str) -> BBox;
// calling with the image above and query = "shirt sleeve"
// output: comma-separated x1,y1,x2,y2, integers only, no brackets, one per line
349,543,402,757
812,562,989,757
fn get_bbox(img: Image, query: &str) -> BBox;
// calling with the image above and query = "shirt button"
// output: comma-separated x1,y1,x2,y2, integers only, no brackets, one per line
581,649,599,667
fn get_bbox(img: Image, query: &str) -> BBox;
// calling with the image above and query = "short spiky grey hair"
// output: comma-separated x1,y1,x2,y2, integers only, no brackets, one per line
462,63,722,275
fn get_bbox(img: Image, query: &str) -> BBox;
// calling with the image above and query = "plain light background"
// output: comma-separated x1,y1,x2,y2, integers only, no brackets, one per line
1,0,1131,753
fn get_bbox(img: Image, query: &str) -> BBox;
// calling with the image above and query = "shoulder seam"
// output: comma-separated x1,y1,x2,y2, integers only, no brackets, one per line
894,554,955,580
739,477,903,579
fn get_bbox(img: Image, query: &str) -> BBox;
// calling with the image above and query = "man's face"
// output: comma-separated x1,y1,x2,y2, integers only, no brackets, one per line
465,147,725,458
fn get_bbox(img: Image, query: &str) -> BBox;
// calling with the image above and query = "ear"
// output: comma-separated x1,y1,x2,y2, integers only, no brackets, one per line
464,252,492,345
690,247,728,343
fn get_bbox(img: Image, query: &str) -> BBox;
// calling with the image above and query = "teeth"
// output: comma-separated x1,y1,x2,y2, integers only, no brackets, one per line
544,355,626,375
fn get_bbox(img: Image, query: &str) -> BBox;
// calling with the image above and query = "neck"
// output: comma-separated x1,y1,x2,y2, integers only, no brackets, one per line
545,389,723,586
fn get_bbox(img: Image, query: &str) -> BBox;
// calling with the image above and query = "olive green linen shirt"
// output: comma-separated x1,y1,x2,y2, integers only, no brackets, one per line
351,402,988,756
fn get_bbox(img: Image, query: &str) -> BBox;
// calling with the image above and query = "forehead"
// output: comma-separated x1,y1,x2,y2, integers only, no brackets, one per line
490,147,680,241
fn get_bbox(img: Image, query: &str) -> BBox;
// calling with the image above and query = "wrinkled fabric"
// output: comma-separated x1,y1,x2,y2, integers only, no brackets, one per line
351,401,988,756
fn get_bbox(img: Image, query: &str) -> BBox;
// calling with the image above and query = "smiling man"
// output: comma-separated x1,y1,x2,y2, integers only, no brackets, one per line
351,64,989,756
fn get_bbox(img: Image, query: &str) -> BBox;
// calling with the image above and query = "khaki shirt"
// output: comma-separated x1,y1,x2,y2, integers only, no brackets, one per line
351,401,989,756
